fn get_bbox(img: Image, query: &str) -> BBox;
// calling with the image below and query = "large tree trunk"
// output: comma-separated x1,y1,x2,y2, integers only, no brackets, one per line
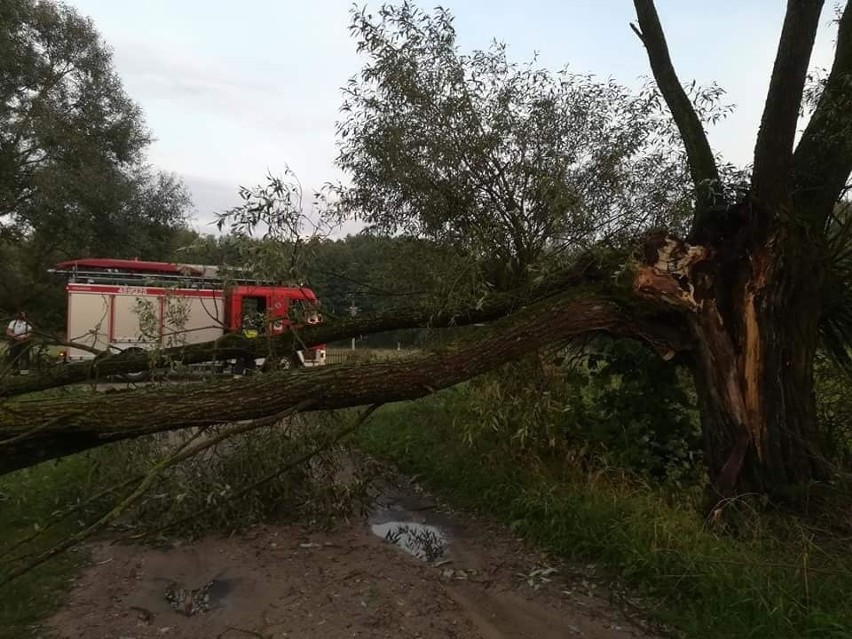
693,278,823,495
632,0,849,498
638,211,826,496
697,229,825,496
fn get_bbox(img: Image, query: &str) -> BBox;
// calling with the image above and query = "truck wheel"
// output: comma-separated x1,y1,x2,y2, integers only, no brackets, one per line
118,347,151,382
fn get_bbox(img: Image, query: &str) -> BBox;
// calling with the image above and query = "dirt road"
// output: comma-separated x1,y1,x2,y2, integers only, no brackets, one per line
43,481,659,639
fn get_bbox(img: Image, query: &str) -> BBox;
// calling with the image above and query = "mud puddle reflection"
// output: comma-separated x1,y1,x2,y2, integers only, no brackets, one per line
369,489,452,563
371,521,447,562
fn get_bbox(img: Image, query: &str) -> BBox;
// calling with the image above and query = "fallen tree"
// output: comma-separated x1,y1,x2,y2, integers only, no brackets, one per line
3,0,852,500
0,284,691,475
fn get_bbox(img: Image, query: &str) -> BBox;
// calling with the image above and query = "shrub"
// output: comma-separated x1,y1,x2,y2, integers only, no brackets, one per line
87,411,378,538
461,339,703,485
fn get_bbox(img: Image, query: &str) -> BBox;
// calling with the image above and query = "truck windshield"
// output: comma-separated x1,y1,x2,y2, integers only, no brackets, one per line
241,296,267,331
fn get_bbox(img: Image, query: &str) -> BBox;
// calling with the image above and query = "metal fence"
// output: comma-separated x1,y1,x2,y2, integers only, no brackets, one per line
324,348,418,366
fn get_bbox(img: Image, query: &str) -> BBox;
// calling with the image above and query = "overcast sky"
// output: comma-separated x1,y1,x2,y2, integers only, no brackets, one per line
68,0,840,233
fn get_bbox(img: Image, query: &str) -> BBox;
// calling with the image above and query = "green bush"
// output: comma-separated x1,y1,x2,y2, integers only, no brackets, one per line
0,409,378,636
816,355,852,469
0,455,98,638
462,341,702,485
87,412,377,538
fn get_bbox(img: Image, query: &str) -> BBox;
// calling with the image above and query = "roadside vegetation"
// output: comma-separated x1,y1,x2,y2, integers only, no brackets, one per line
3,342,851,637
0,408,377,638
0,457,92,637
357,343,852,638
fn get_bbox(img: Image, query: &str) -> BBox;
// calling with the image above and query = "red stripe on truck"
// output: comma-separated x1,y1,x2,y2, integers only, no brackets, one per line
67,284,222,298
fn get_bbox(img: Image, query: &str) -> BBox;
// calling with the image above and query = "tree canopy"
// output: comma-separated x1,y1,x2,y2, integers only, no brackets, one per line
336,3,741,288
0,0,192,323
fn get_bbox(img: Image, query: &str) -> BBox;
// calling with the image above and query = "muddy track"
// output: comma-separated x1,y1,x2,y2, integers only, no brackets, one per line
43,480,660,639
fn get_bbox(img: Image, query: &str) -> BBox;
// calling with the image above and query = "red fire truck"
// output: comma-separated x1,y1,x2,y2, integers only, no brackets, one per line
52,258,326,372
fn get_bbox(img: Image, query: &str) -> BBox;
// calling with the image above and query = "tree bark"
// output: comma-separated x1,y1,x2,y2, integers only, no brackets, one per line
793,2,852,224
632,0,838,498
636,219,826,496
752,0,824,210
0,292,691,476
692,249,824,495
631,0,721,220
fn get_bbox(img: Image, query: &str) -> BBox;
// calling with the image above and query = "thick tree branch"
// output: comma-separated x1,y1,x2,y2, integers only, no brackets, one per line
0,262,611,398
0,292,691,476
632,0,721,221
793,2,852,222
752,0,824,211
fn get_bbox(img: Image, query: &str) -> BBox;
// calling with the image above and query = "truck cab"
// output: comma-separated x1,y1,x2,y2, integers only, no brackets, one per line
228,284,326,366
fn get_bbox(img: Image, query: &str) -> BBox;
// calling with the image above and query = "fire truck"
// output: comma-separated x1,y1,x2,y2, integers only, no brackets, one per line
51,258,326,373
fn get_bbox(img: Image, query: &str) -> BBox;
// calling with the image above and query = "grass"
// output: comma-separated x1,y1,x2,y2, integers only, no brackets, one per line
0,455,98,639
356,389,852,638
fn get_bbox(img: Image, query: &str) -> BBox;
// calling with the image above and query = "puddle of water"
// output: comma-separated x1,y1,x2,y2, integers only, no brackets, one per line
163,577,234,616
371,521,447,563
207,577,234,606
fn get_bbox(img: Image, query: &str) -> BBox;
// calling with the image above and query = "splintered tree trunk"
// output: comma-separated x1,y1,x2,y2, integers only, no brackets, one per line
689,223,826,496
635,209,827,497
631,0,848,496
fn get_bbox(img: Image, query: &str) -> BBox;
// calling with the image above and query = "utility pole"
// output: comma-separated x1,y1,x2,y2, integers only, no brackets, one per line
348,296,359,351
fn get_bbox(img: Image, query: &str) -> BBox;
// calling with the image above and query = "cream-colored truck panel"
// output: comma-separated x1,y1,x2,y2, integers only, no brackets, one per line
66,292,111,359
65,289,226,360
111,294,148,345
162,295,225,347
